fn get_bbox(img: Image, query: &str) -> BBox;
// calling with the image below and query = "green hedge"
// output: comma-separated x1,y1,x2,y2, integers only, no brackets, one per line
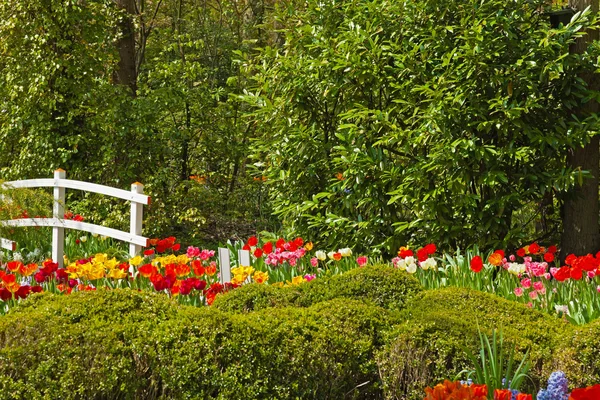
0,289,398,399
212,265,423,313
1,276,592,400
552,318,600,388
0,290,181,399
378,288,566,400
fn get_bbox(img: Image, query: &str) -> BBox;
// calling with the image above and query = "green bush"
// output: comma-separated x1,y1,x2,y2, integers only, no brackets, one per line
378,288,566,400
152,298,396,399
0,290,182,399
0,289,398,399
552,318,600,388
212,265,422,313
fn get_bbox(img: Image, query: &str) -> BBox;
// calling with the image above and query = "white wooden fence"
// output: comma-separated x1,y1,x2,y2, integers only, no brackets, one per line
218,248,251,284
0,169,150,267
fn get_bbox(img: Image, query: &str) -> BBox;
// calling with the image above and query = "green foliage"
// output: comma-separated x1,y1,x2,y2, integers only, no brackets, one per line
0,0,280,247
0,290,182,399
378,287,565,399
212,264,423,313
154,299,394,399
247,0,600,255
0,288,397,399
463,329,531,393
0,185,54,262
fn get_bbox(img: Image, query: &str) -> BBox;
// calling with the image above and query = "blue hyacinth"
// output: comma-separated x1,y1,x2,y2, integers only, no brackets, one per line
537,371,569,400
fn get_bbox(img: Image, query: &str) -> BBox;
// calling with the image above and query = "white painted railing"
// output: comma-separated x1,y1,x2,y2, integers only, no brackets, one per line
1,169,150,267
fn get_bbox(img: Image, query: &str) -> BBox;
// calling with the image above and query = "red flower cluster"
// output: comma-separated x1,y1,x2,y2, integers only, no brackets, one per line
417,243,437,262
515,242,556,262
205,282,238,305
553,253,600,282
493,390,531,400
33,260,66,283
424,380,487,400
149,272,206,295
570,384,600,400
64,211,84,222
243,236,305,255
0,270,42,301
147,237,180,254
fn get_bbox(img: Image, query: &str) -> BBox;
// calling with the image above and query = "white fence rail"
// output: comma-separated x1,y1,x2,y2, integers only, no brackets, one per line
1,169,150,267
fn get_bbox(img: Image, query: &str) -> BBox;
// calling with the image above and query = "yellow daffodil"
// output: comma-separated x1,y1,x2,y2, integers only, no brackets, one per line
129,256,143,267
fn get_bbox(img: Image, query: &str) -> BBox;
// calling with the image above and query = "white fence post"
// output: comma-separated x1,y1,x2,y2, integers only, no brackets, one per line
219,247,231,284
52,169,66,267
0,238,16,251
129,182,144,258
238,249,251,266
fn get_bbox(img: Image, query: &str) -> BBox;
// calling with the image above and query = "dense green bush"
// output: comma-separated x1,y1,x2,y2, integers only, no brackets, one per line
0,290,181,399
212,265,422,313
0,289,398,399
247,0,600,254
152,298,395,399
552,318,600,388
378,288,566,399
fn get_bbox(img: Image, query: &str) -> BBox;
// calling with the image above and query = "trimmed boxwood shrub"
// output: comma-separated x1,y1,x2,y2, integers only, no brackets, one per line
212,265,423,313
0,289,398,399
152,298,396,399
552,318,600,388
0,289,182,399
378,288,566,400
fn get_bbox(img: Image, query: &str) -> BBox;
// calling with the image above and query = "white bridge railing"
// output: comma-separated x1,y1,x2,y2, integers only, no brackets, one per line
0,169,150,267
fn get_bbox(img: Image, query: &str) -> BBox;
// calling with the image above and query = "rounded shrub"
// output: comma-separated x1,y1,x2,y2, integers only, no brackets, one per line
212,264,422,313
152,298,397,399
0,289,183,399
378,287,566,400
0,289,399,399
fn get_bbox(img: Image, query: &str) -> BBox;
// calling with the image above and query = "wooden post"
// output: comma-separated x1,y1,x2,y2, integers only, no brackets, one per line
52,169,66,267
219,247,231,284
129,182,144,258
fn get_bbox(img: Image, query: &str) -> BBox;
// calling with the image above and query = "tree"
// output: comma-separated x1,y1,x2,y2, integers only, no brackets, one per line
561,0,600,258
247,0,600,255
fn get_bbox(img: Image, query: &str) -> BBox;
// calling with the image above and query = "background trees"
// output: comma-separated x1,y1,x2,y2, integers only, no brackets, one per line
1,0,599,256
247,0,600,255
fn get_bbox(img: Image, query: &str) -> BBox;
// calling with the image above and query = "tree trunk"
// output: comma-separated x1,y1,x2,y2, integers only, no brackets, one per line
561,0,600,258
113,0,137,96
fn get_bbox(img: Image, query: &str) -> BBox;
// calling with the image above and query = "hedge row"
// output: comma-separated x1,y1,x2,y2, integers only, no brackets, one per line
0,289,396,399
212,265,423,313
0,265,597,399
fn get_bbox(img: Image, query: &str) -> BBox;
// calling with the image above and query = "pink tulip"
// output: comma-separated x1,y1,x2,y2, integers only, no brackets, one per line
514,287,524,297
521,278,531,289
529,290,538,300
310,257,318,267
356,256,368,267
588,271,596,279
